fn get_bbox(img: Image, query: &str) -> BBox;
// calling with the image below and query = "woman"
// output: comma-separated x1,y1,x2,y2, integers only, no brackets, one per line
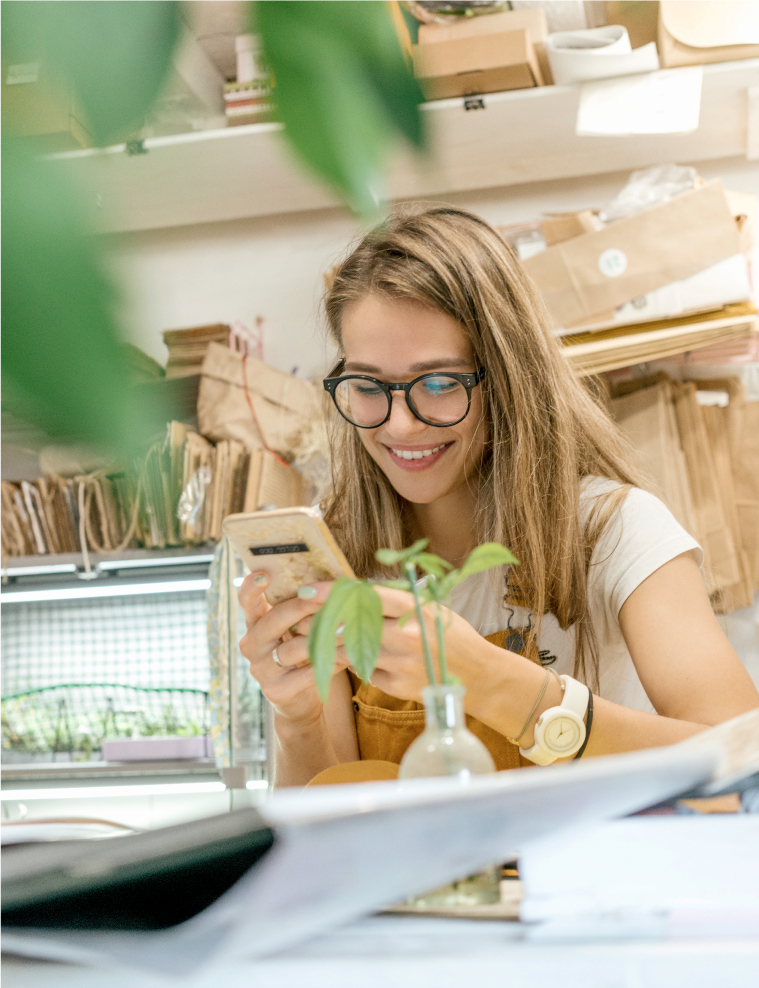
239,206,758,786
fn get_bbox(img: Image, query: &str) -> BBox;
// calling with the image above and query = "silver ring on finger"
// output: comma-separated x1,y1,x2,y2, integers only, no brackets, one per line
272,645,285,669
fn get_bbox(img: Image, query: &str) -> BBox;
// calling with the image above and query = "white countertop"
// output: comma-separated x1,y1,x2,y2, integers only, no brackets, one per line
4,914,759,988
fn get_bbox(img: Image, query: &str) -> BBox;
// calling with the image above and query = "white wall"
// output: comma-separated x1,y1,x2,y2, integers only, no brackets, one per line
108,156,759,380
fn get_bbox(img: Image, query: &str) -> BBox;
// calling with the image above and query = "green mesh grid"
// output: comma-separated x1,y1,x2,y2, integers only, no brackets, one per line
2,683,209,759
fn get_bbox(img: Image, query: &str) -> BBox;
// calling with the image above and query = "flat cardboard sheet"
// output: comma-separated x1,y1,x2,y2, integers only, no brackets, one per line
658,1,759,67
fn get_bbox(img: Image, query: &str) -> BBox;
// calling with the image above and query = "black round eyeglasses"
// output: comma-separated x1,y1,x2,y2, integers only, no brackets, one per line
322,368,486,429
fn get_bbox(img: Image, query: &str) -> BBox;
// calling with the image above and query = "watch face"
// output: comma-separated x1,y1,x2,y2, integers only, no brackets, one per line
542,714,583,754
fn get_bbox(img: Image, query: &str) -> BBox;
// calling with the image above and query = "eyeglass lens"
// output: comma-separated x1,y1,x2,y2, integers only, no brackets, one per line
333,375,469,427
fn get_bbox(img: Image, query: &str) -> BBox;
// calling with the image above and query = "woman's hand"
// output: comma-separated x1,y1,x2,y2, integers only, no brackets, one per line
291,583,491,702
237,573,350,727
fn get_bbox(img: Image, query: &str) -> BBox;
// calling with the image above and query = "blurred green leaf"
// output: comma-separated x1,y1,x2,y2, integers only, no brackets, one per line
256,0,425,216
1,138,163,454
459,543,519,579
375,538,429,566
307,577,356,702
2,1,180,145
415,552,453,579
341,581,384,683
381,578,413,590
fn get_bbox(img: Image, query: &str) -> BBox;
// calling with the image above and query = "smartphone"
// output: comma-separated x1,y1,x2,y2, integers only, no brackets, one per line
222,507,355,606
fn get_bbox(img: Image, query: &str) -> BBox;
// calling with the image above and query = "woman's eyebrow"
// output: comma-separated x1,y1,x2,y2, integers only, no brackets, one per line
343,358,472,374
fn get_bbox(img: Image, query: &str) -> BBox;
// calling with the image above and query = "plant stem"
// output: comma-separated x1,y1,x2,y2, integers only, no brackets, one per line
405,563,437,686
435,605,449,684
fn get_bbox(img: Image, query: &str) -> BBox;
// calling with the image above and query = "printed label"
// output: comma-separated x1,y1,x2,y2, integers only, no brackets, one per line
598,248,628,278
250,543,308,555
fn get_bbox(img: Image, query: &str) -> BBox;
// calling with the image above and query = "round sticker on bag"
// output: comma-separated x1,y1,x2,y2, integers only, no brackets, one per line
598,248,628,278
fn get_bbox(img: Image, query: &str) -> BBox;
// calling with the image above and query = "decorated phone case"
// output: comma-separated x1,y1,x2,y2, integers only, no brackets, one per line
222,507,355,605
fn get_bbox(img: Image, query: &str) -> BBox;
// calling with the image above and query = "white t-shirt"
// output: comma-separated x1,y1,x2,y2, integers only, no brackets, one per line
448,478,703,713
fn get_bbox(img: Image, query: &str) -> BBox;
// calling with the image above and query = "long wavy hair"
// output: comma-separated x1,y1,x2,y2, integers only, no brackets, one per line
322,206,643,687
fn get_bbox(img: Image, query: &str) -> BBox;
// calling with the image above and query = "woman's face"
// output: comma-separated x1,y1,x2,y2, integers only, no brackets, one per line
339,295,488,505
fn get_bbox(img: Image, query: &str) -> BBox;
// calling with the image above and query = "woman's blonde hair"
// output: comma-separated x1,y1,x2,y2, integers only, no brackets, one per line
322,206,642,687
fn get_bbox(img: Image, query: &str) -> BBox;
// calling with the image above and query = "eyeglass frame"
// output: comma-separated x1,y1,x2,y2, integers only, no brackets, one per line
322,366,487,429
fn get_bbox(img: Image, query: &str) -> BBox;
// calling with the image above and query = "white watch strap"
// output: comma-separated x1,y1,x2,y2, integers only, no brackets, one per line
559,675,591,720
520,675,590,765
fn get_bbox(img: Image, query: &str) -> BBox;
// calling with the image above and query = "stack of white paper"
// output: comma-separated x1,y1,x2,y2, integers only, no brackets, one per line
519,816,759,940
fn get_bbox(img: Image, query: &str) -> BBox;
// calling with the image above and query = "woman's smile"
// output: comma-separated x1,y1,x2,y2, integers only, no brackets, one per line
383,441,454,470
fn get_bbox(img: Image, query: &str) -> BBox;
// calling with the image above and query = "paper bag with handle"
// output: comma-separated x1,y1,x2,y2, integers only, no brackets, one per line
197,343,320,458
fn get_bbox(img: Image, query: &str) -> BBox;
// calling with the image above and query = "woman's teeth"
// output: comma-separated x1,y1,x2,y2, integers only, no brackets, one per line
391,444,447,460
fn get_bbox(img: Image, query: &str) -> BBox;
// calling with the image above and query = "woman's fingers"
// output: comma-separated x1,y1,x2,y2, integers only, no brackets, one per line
370,585,418,619
251,583,333,652
238,572,271,631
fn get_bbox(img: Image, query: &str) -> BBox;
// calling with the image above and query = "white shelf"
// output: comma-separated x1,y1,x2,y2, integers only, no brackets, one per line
53,60,759,233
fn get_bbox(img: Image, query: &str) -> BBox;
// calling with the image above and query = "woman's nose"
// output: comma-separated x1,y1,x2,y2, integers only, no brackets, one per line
385,391,426,435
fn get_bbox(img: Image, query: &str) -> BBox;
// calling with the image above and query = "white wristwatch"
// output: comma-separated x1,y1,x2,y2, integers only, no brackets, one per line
520,675,590,765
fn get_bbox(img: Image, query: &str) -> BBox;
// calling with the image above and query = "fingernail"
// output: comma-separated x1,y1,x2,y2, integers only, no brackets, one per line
254,574,268,587
297,585,317,600
336,623,345,636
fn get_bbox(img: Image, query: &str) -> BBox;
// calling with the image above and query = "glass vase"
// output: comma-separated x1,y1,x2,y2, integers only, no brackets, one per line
398,684,501,908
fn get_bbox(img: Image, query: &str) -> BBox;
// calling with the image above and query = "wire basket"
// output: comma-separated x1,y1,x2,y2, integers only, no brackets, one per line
1,683,209,762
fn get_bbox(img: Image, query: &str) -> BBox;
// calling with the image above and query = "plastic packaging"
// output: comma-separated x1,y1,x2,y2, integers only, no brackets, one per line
600,164,699,223
177,465,212,527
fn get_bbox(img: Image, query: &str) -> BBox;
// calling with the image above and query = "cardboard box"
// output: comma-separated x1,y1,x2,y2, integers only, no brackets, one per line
522,182,742,329
413,9,548,100
658,0,759,68
418,8,551,84
413,28,541,100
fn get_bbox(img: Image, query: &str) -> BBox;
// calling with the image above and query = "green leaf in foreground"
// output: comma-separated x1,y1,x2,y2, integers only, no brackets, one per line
257,1,425,217
382,579,413,591
375,538,429,567
308,579,384,700
2,1,180,145
415,553,453,579
341,581,384,683
1,138,165,454
307,577,355,702
459,543,519,579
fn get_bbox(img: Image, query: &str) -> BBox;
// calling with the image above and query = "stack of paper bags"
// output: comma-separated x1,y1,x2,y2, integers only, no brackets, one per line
610,375,758,612
178,431,305,547
511,175,757,374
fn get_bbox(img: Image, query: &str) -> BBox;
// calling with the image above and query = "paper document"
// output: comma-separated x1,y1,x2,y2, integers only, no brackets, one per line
577,67,703,136
519,816,759,939
547,25,659,86
2,744,715,975
613,254,752,325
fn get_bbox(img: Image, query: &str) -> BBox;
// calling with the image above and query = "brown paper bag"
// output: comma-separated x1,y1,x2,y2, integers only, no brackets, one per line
712,378,759,593
610,379,698,537
699,396,754,611
671,382,742,600
197,343,320,456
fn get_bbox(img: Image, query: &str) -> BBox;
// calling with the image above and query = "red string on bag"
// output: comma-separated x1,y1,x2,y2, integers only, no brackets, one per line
241,352,291,468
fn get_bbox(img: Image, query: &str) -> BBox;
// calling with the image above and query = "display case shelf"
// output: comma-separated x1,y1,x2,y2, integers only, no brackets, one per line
51,59,759,233
1,545,216,599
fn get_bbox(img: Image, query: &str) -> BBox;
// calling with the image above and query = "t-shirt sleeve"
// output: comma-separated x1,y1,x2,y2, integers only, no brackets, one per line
588,486,703,622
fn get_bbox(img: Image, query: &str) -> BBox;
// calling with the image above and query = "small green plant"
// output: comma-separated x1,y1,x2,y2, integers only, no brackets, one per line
307,540,518,701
